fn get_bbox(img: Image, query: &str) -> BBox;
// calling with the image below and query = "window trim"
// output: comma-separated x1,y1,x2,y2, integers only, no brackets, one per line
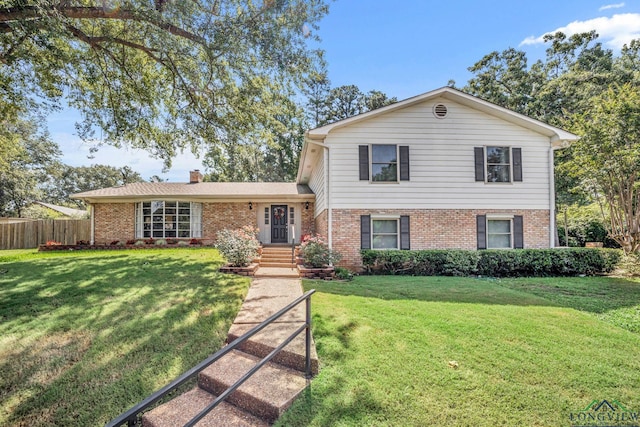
370,144,399,183
371,216,400,250
486,214,514,249
485,146,513,184
135,201,202,239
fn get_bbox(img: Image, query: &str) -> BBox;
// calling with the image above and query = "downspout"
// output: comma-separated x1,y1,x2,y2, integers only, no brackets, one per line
548,147,556,248
90,203,95,245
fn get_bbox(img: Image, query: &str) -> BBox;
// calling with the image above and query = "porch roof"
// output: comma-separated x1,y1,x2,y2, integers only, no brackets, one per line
72,182,314,203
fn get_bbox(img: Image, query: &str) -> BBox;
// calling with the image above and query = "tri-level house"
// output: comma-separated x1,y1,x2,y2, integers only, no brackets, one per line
73,87,579,269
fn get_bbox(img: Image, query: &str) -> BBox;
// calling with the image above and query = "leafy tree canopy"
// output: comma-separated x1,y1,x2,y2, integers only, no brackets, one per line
0,0,329,168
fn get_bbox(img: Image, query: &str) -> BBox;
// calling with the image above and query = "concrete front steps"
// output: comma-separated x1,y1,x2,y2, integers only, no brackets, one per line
259,245,299,268
142,278,316,427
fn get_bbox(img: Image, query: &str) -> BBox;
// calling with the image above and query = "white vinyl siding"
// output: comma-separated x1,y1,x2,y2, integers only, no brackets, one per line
308,153,326,213
325,98,552,210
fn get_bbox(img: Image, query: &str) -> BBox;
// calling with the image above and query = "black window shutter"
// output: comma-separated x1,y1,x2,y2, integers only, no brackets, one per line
513,215,524,249
512,148,522,182
361,215,371,249
477,215,487,250
474,147,485,182
399,146,410,181
400,216,410,250
359,145,369,181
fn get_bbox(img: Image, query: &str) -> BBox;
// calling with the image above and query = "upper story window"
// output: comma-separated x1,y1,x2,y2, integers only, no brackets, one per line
359,145,410,182
486,147,511,183
372,145,398,182
474,146,522,183
135,201,202,239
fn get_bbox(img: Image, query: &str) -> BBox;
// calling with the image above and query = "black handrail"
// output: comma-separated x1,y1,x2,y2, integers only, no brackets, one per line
105,289,316,427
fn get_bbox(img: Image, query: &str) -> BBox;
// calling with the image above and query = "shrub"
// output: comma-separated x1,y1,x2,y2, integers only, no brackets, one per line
110,240,120,246
190,238,203,246
335,267,354,281
126,239,136,245
215,226,260,267
144,238,155,245
177,240,190,246
133,240,146,246
299,234,342,268
362,248,621,277
76,240,90,246
155,239,167,246
166,238,178,245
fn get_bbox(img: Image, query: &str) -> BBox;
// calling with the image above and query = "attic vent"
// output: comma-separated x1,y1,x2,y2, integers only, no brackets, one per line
433,103,448,119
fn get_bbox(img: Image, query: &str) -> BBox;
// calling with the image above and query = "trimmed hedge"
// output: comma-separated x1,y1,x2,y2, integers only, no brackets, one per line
361,248,621,277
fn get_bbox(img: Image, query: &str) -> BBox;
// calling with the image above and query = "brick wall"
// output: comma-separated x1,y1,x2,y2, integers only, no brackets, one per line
331,208,550,269
301,202,316,237
94,203,135,243
202,202,257,242
314,209,328,239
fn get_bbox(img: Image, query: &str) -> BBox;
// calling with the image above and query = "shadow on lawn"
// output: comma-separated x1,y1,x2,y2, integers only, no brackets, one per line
303,274,640,314
0,250,249,426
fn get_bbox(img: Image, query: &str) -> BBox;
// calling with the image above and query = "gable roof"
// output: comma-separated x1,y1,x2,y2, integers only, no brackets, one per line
297,86,579,182
72,182,314,203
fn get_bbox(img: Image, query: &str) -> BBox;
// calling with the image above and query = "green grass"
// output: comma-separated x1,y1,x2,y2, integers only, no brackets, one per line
0,248,250,426
276,275,640,427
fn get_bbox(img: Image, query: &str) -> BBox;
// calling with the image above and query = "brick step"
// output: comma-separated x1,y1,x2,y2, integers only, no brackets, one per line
260,255,296,262
142,387,268,427
227,322,318,375
259,262,297,268
198,349,308,423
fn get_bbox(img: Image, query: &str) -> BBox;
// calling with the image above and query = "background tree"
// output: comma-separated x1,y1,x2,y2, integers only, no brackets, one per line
0,117,60,217
0,0,329,168
567,84,640,252
42,164,144,208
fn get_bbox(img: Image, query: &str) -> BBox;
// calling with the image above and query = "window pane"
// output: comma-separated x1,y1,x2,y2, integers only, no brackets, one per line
372,145,397,163
152,201,164,213
372,164,397,181
488,234,511,248
486,147,510,164
487,165,510,182
488,220,511,233
373,220,398,233
373,235,398,249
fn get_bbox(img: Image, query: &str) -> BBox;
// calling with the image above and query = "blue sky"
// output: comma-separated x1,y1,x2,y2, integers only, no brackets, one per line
50,0,640,182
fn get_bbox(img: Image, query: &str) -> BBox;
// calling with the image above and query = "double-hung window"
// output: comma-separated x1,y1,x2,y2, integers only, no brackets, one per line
372,219,399,249
135,201,202,239
371,145,398,182
359,145,410,182
476,214,524,249
474,146,522,183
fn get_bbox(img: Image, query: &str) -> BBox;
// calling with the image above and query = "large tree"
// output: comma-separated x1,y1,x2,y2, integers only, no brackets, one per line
0,116,60,217
568,84,640,252
0,0,329,167
42,164,144,208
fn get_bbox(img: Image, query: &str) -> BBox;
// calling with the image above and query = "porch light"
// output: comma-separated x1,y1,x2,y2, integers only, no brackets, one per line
305,201,309,210
249,202,253,210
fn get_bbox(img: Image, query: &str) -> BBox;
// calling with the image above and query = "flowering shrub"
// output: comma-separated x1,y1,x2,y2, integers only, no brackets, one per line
46,241,62,246
216,226,260,267
299,233,341,268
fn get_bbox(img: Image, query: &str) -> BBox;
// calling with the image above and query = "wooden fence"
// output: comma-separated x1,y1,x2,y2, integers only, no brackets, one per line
0,219,91,250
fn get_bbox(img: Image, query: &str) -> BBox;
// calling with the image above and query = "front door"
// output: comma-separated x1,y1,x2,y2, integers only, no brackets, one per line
271,205,288,243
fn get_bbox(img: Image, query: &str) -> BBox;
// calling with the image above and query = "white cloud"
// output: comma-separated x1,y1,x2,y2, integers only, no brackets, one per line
520,13,640,50
599,3,625,11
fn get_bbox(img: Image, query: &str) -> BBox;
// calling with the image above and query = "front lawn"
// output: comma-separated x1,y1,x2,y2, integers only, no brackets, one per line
0,248,250,426
277,276,640,426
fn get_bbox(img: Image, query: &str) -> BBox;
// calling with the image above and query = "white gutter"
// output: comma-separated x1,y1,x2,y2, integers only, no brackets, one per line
548,147,556,248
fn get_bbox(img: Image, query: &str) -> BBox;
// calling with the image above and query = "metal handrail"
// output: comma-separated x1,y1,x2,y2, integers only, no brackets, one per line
105,289,316,427
291,224,296,264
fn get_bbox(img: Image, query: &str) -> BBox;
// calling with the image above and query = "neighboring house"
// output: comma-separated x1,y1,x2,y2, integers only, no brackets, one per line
33,202,88,219
73,87,579,269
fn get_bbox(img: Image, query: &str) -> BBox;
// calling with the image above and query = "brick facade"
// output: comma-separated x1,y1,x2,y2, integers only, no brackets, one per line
314,209,329,239
300,202,316,237
201,202,257,242
94,203,135,243
330,208,550,269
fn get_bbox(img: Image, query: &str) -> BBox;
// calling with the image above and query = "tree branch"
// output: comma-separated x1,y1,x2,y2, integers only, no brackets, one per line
0,6,206,46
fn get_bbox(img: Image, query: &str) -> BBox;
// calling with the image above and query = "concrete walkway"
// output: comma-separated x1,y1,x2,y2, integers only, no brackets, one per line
143,269,318,426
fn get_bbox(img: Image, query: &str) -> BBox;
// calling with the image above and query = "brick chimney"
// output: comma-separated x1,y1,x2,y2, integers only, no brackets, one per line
189,169,203,183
